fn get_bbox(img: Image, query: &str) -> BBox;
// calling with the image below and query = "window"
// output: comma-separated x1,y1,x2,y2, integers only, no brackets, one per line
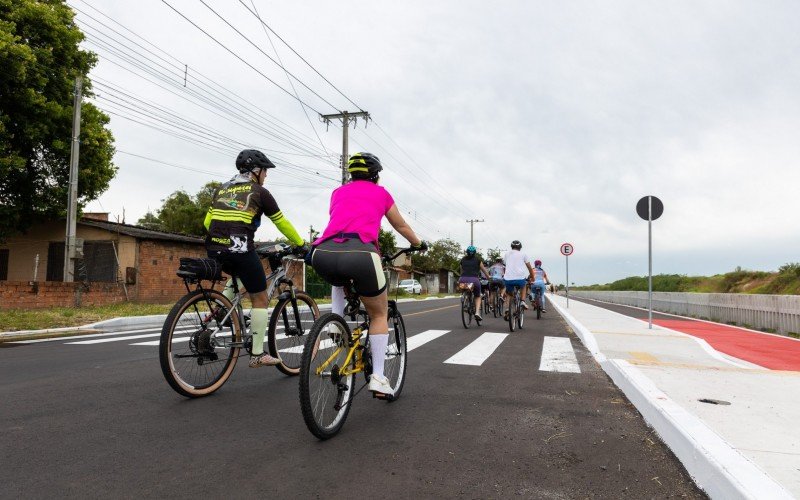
0,249,8,280
46,241,117,282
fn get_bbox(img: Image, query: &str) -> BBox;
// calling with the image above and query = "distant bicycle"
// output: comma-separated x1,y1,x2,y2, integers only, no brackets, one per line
159,243,319,398
530,285,544,320
479,278,490,316
459,282,476,328
491,283,504,318
505,284,525,332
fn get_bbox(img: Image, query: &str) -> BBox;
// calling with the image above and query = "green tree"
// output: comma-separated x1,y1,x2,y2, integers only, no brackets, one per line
138,181,221,236
487,247,503,262
378,227,397,257
0,0,115,239
411,238,463,272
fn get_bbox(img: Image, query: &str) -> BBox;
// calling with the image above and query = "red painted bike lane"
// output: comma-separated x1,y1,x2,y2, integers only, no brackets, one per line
651,319,800,371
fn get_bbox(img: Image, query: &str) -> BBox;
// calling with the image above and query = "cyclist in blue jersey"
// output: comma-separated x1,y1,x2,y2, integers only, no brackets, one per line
530,259,551,312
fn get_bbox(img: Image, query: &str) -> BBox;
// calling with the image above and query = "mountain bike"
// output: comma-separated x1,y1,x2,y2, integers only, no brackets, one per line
159,243,319,398
506,284,525,332
298,246,424,440
458,282,476,328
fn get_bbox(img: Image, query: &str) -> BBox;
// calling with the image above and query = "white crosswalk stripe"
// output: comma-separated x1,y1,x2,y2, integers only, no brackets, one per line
406,330,450,352
444,332,508,366
539,336,581,373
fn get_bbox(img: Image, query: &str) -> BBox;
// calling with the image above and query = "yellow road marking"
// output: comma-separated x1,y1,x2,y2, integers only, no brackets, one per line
403,304,459,317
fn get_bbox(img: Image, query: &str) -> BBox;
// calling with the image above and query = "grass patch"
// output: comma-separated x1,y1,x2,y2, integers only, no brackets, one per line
0,302,175,331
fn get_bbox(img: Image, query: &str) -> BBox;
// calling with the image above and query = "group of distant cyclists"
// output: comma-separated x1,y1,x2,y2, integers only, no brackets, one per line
203,149,424,397
457,241,551,324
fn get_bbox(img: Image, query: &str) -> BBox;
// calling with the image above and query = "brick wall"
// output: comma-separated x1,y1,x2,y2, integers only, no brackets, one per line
0,281,127,310
134,241,206,303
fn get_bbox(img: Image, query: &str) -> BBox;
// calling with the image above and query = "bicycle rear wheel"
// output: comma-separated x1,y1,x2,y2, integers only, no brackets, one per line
461,294,473,328
159,289,241,398
518,299,525,329
536,295,542,320
508,293,516,332
384,307,408,402
268,291,320,376
299,313,355,440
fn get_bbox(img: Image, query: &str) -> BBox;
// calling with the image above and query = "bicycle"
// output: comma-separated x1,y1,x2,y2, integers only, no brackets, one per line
298,246,424,440
458,282,476,328
530,285,544,320
479,278,490,316
490,282,504,318
159,243,319,398
505,284,525,332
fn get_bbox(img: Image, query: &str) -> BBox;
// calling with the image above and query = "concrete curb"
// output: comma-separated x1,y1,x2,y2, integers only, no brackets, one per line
551,297,793,500
0,295,460,342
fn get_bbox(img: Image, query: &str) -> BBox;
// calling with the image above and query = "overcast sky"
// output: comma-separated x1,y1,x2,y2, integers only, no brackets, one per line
75,0,800,285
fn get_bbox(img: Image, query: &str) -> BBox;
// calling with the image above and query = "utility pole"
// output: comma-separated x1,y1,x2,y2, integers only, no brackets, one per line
320,110,370,185
309,225,318,243
64,77,83,283
465,219,484,246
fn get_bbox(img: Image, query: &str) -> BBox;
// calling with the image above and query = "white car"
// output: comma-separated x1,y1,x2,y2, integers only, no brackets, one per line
398,279,422,294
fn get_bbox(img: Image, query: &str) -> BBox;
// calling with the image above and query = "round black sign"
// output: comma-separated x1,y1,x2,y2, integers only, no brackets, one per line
636,196,664,221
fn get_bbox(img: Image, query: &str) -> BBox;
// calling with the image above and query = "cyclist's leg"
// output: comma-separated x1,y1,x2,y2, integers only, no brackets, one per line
473,281,483,319
331,285,346,316
537,283,547,310
361,292,390,385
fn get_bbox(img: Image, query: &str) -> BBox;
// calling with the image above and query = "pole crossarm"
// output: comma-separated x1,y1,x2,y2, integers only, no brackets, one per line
319,110,370,185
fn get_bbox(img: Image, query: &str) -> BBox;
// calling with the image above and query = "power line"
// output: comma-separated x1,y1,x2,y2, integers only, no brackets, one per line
236,0,364,112
160,0,331,116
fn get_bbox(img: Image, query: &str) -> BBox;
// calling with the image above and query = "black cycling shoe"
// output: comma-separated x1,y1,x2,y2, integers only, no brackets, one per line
474,314,482,325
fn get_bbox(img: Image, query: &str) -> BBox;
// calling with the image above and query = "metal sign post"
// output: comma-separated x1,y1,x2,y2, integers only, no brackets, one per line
560,243,574,307
636,196,664,329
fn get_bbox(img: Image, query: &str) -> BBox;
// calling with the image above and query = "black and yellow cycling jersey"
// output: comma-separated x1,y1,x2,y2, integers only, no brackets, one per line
204,176,303,253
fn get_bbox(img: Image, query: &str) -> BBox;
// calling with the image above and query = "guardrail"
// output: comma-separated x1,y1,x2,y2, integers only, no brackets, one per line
570,291,800,336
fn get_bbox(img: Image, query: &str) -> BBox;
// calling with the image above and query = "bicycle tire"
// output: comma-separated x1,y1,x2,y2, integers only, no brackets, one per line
299,313,355,440
492,292,499,318
461,294,473,329
536,295,542,320
508,292,516,332
384,307,408,402
159,289,241,398
268,291,320,376
518,298,525,329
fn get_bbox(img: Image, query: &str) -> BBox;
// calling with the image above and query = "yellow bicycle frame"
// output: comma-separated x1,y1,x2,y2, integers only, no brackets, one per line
314,327,367,377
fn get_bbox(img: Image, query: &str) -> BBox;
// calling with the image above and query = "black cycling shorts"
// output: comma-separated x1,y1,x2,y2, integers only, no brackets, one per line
207,249,267,294
311,238,386,297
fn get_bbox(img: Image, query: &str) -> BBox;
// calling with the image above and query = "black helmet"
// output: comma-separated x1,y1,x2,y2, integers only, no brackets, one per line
236,149,276,175
511,240,522,249
348,152,382,180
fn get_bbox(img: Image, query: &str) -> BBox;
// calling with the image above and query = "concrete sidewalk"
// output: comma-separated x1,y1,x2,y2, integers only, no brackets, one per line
551,294,799,499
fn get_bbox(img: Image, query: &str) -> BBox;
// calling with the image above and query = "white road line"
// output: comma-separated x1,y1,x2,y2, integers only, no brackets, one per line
280,339,334,354
12,327,162,343
539,336,581,373
444,332,507,366
132,337,190,346
406,330,450,352
67,333,164,344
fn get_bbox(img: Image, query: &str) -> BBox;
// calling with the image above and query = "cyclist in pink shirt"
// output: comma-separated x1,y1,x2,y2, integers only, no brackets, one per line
311,153,426,396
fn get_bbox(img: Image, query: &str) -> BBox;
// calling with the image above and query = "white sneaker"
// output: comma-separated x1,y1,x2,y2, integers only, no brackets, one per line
368,374,395,396
325,323,344,343
520,301,529,310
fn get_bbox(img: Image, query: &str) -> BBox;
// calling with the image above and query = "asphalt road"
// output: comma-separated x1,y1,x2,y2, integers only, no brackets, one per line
1,297,706,498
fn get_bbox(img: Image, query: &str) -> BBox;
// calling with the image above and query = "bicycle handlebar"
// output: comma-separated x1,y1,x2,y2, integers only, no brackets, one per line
383,245,427,264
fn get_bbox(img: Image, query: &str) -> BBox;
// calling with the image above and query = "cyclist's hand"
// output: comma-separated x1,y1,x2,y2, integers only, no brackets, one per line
292,243,310,257
412,240,429,252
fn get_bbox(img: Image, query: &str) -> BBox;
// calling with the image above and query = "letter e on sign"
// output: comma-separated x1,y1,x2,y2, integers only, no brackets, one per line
560,243,574,256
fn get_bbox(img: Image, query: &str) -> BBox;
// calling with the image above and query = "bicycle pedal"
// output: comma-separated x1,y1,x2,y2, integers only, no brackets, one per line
372,391,389,400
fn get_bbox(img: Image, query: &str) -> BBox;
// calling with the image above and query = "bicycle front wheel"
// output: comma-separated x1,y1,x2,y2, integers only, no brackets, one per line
384,309,408,402
461,294,473,329
268,291,320,376
159,289,242,398
508,294,516,332
299,313,355,440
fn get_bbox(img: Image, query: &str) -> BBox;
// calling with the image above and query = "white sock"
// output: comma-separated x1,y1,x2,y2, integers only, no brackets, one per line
369,333,389,379
331,286,345,316
222,278,245,302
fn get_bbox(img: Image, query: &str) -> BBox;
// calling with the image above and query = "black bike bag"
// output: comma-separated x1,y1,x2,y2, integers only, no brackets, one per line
177,258,223,281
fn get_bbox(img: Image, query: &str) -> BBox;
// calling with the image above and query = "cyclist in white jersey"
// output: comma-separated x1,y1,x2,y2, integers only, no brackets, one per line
502,240,535,319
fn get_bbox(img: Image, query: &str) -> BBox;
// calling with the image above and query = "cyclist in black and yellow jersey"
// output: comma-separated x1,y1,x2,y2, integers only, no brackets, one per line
204,149,307,368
